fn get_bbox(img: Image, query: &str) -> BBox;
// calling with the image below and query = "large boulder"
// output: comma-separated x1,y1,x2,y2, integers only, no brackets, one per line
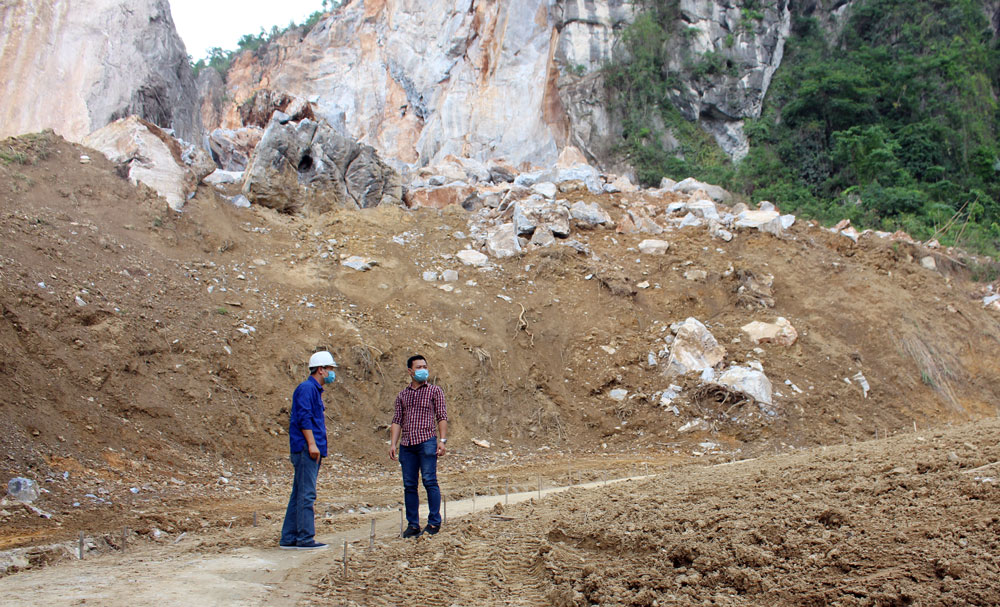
83,116,212,211
512,197,571,237
569,201,612,227
666,318,726,376
485,223,522,258
715,366,773,405
735,209,784,236
207,127,263,172
243,114,403,213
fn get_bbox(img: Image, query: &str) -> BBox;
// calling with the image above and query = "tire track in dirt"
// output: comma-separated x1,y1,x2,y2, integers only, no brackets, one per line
323,532,554,606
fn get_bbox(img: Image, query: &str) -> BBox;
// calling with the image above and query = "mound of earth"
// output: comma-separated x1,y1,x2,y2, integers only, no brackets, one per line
1,130,999,558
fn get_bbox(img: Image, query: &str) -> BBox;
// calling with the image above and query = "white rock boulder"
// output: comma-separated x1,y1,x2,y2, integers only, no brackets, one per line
666,318,726,376
83,116,212,211
741,317,798,347
715,366,773,405
638,239,670,255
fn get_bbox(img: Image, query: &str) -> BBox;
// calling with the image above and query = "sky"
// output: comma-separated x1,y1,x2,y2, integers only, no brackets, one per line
169,0,328,59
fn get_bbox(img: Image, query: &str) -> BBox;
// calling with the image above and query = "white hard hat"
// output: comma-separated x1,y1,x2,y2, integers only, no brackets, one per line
308,351,336,368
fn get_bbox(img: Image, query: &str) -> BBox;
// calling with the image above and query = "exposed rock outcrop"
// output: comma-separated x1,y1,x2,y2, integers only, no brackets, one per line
0,0,200,142
242,113,403,214
83,116,214,211
656,0,792,161
204,0,793,171
206,1,607,168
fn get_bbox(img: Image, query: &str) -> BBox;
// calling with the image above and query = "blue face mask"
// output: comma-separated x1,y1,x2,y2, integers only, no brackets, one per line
324,369,336,384
413,369,429,382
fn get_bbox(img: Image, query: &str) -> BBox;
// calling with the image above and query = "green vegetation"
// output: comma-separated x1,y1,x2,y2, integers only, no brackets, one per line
0,131,53,165
190,1,343,77
605,0,1000,256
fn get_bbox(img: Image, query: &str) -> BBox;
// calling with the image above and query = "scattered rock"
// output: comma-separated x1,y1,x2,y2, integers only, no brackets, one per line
531,182,558,199
671,178,732,203
342,256,378,271
529,226,556,247
6,477,39,503
608,388,628,401
486,223,522,258
741,317,798,347
638,239,670,255
569,201,612,227
406,183,476,209
456,249,490,267
920,256,937,271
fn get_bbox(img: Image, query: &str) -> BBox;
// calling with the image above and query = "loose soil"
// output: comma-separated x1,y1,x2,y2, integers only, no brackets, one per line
1,132,999,604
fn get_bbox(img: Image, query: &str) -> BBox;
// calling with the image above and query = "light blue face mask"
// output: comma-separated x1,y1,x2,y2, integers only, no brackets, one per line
324,369,336,384
413,369,429,382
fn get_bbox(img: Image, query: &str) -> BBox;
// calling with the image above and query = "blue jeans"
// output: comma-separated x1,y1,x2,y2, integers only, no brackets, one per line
399,437,441,527
280,451,321,545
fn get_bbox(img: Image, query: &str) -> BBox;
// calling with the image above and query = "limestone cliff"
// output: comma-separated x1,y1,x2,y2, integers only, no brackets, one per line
0,0,200,142
205,0,804,170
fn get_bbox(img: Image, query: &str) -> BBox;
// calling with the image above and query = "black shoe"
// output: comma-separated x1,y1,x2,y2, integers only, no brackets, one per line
296,541,329,550
279,542,298,550
401,525,422,538
424,525,440,535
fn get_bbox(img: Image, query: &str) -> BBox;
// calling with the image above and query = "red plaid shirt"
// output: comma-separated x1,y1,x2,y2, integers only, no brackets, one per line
392,383,447,446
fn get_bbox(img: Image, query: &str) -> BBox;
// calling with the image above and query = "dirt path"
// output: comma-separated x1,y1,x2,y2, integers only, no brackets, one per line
0,477,646,606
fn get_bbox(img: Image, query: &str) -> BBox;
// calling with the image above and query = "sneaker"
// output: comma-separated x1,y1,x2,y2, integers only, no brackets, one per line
279,542,298,550
423,525,440,535
296,541,329,550
401,525,422,538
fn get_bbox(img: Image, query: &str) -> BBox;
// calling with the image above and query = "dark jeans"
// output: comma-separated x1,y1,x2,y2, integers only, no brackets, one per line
399,437,441,527
280,450,321,545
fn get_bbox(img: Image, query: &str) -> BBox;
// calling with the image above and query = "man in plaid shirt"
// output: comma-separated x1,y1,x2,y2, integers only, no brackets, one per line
389,354,448,537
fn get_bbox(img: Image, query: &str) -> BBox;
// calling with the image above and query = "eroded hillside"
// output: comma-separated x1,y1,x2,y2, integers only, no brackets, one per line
1,131,999,553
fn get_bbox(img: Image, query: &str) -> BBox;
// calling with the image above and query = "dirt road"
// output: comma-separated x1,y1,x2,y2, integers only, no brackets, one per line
0,477,644,606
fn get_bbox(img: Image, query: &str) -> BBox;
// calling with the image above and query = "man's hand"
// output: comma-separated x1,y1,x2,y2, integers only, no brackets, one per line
308,443,321,462
436,440,447,457
389,443,397,461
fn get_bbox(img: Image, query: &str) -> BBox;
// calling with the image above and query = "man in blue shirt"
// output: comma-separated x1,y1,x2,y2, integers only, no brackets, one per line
279,350,336,550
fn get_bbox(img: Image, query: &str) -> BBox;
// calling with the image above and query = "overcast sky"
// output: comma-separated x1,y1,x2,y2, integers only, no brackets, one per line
169,0,327,59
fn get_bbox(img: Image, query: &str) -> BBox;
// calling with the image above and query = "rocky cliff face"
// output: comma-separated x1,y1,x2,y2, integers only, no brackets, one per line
0,0,200,142
207,0,797,170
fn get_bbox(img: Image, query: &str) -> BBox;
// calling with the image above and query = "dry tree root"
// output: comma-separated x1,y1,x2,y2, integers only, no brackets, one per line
352,343,384,379
691,383,753,416
516,303,534,347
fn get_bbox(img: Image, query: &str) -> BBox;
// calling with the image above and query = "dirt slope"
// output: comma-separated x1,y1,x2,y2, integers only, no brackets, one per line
320,419,1000,607
1,131,999,556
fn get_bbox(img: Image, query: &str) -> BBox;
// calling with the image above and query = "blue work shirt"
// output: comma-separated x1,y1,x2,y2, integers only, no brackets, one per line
289,376,328,457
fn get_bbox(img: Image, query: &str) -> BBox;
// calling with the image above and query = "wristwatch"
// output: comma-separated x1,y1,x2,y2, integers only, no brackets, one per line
438,438,447,444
